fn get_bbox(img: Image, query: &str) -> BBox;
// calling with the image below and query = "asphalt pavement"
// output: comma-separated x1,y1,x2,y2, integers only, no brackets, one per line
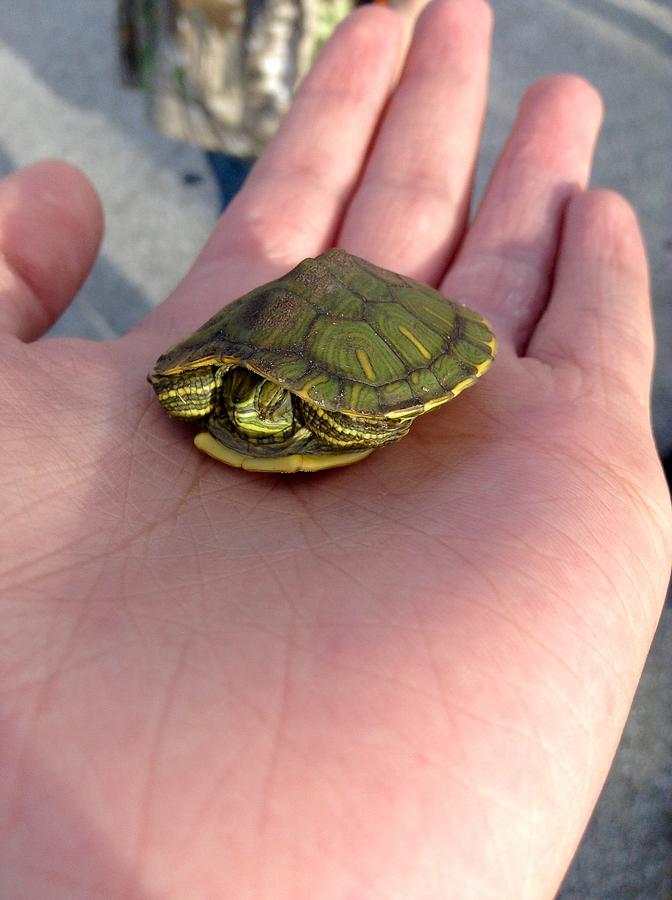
1,1,670,897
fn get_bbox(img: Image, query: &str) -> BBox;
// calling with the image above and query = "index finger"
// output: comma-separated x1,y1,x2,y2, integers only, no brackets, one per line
443,75,603,354
144,8,404,336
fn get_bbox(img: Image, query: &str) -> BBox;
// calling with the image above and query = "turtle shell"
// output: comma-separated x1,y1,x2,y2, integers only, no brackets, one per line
153,249,496,419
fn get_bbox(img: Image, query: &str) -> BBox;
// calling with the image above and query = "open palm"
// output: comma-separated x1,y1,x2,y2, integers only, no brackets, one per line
1,2,670,897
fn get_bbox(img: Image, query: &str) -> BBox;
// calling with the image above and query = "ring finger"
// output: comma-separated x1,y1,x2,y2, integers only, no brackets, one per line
444,74,603,355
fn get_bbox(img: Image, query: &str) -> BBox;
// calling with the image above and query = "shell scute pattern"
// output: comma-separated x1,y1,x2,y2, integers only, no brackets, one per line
150,249,496,471
233,288,317,350
153,249,496,420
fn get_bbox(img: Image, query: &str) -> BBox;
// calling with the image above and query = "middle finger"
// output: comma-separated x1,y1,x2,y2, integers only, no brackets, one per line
338,0,493,283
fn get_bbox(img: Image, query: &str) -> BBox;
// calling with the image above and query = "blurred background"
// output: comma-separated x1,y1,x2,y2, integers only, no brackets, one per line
1,1,670,896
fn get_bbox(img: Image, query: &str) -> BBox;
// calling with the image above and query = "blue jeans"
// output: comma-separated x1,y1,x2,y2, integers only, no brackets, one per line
204,151,255,211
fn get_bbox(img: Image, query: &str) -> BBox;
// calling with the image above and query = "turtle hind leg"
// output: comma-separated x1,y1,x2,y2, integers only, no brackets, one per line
296,399,411,449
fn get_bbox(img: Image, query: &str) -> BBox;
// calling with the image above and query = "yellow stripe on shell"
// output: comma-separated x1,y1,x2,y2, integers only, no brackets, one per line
298,374,331,395
155,356,239,375
398,324,432,360
347,382,362,409
356,349,376,381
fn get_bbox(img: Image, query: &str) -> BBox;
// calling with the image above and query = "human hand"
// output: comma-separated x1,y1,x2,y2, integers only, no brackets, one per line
1,1,670,897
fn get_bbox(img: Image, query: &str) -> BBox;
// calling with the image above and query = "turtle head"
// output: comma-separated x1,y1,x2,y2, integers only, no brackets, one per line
221,368,295,442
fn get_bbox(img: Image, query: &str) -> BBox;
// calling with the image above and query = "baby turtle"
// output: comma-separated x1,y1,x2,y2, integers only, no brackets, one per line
149,249,496,472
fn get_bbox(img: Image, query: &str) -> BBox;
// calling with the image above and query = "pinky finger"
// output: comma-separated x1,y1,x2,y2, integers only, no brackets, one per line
527,189,653,405
0,161,103,341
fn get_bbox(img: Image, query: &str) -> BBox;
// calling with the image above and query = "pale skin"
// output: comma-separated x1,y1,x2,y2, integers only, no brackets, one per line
0,1,670,897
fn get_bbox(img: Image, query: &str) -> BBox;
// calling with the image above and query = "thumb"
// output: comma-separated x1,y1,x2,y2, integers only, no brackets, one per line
0,160,103,341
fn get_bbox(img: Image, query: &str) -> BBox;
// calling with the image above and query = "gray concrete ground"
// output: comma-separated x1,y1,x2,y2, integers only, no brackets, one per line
1,1,670,897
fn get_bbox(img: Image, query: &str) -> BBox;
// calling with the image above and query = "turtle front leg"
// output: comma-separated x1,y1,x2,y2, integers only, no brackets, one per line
149,366,224,420
297,399,413,449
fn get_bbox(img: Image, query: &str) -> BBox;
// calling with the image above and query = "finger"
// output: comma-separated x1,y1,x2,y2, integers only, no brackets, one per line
443,75,603,353
390,0,434,47
528,189,653,402
0,161,103,341
198,10,401,268
142,6,403,337
234,3,401,260
338,0,492,283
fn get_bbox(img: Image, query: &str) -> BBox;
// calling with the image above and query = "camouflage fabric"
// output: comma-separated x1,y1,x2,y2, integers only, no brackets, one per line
118,0,357,157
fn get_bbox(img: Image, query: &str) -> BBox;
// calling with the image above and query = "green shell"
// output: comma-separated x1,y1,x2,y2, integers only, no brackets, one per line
153,249,496,419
